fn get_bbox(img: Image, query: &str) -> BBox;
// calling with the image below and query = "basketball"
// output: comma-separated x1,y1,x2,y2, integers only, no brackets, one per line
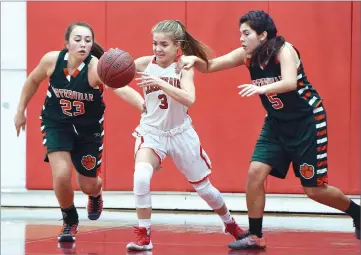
97,48,136,88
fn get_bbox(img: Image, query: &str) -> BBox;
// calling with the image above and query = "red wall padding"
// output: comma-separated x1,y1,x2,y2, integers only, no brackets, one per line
26,2,360,195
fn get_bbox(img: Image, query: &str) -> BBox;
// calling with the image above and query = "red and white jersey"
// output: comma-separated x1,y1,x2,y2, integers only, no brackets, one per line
140,56,191,131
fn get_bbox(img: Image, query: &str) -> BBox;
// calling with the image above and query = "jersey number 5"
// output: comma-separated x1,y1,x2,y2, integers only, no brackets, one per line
158,94,169,109
266,93,284,109
60,99,85,116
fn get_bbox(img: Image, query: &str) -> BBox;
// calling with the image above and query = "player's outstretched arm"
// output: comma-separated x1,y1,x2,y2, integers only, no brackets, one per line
110,86,145,113
14,51,59,136
178,47,247,73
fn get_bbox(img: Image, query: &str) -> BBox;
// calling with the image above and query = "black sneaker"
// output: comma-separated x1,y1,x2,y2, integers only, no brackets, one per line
58,222,78,242
228,231,266,250
354,219,360,240
58,242,76,254
87,194,103,220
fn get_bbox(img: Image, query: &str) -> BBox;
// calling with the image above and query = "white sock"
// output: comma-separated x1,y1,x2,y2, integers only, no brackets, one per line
220,210,233,224
139,219,151,229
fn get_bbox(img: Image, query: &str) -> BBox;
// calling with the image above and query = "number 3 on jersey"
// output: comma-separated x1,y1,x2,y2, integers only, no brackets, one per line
266,93,284,109
60,99,85,116
158,94,168,109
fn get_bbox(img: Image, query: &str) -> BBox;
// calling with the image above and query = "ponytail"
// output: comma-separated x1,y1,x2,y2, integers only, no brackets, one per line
251,35,285,68
91,41,105,59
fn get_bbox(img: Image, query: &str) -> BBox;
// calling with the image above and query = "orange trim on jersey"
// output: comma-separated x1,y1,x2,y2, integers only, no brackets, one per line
297,80,304,87
99,83,104,93
189,174,211,185
314,114,325,121
63,68,69,76
96,167,101,176
314,100,323,108
71,69,80,77
317,129,327,136
303,91,311,99
317,175,328,186
317,145,327,152
317,160,327,167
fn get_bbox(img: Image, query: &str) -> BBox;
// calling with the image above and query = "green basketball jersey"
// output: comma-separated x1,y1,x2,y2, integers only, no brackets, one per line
41,50,105,126
246,45,322,121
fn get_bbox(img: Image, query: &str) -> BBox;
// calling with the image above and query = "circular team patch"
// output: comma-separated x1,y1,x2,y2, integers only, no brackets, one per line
81,155,96,170
300,163,315,179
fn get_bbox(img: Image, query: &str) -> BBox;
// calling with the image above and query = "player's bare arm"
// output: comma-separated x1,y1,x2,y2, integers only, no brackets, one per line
136,68,196,108
178,47,246,73
14,51,59,136
238,43,298,97
135,56,154,72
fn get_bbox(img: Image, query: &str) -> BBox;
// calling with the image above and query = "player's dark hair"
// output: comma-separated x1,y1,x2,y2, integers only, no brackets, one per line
152,20,211,65
64,22,104,59
240,10,285,68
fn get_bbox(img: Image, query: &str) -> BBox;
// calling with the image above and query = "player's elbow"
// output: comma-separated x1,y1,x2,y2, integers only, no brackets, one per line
186,95,196,107
284,79,297,91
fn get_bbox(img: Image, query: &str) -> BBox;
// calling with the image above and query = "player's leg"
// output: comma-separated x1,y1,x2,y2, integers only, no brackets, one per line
42,120,78,242
170,128,244,240
71,124,104,221
127,134,166,251
229,116,290,250
292,107,360,239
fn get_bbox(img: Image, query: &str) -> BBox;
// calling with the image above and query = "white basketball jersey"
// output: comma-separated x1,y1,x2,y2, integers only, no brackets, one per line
140,56,190,131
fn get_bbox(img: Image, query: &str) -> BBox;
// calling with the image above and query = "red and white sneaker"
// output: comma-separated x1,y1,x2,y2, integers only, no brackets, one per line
223,217,246,240
126,226,153,251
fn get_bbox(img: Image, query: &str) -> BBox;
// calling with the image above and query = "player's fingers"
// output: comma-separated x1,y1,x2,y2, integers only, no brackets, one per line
137,72,149,76
243,87,255,97
238,84,249,88
239,86,251,96
246,90,257,97
15,125,20,137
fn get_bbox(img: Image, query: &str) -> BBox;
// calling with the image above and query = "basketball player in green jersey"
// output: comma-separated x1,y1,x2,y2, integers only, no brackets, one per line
14,22,145,243
177,10,360,249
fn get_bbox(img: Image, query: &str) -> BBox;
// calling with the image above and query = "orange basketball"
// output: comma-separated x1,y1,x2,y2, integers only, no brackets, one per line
97,48,136,88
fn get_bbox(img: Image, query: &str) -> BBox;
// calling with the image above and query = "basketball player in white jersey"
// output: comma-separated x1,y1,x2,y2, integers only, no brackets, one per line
125,20,245,251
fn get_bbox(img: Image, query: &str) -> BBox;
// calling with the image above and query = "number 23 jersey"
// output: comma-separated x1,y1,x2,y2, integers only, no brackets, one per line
41,50,105,126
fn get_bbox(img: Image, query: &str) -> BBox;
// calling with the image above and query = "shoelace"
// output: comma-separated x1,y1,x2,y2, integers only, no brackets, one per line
133,227,148,242
88,196,103,212
61,223,77,235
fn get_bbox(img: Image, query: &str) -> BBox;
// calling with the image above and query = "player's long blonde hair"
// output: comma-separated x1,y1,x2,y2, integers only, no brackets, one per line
152,20,211,65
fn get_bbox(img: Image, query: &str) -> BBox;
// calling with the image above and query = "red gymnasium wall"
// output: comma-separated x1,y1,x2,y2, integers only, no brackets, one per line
26,2,360,194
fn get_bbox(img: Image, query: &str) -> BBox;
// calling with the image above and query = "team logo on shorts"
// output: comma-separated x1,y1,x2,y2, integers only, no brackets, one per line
81,155,96,170
300,163,315,179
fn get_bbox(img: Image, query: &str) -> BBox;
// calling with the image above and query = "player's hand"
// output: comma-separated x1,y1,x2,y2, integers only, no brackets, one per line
14,111,26,137
141,102,147,114
238,84,266,97
136,72,166,88
175,56,196,74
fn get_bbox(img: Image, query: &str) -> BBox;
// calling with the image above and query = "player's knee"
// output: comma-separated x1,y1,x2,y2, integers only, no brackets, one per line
52,170,72,186
133,162,153,208
133,162,154,195
247,165,268,186
193,179,224,210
